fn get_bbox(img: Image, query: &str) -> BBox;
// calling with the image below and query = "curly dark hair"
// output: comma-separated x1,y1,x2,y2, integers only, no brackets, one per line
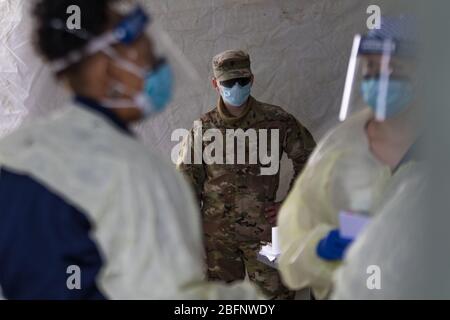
32,0,117,64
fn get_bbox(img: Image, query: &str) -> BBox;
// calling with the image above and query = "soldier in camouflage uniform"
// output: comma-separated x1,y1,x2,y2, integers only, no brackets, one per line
177,50,315,299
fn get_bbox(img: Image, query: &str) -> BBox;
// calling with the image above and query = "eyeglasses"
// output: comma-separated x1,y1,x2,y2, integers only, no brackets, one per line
220,77,252,88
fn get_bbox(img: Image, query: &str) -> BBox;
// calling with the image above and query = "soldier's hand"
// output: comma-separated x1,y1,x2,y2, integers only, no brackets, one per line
265,202,282,226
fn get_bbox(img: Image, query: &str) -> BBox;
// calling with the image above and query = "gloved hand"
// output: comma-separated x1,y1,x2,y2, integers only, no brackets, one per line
316,229,353,261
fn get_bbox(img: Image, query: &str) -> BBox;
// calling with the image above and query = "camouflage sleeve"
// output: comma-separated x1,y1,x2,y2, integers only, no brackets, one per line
283,115,316,191
176,127,206,205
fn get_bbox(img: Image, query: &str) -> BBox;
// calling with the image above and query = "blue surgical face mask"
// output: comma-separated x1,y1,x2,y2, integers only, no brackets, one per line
361,78,413,119
104,52,174,118
220,83,252,107
139,61,174,116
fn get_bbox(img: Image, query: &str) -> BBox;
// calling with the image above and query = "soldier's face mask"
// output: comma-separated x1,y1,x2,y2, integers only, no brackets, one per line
218,77,252,107
219,81,252,107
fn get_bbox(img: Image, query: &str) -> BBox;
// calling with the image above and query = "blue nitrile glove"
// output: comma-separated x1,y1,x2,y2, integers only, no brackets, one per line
316,229,353,261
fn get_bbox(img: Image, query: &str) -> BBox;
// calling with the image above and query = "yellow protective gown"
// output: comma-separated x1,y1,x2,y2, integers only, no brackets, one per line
277,109,405,299
333,164,424,299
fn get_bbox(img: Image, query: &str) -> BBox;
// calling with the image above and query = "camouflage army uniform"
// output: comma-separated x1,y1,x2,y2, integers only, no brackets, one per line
177,50,316,299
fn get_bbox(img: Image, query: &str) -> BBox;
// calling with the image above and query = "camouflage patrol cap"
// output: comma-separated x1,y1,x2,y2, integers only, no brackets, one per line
212,50,252,82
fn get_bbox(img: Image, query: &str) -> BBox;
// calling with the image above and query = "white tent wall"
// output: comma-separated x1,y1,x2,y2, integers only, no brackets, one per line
136,0,370,199
137,0,369,145
0,0,68,138
1,0,376,198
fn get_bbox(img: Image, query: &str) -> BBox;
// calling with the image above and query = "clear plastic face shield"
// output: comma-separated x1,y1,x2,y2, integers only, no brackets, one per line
339,35,415,122
50,0,202,117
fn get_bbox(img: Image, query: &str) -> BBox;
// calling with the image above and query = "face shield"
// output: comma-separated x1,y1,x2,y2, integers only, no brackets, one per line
339,34,416,122
50,1,202,117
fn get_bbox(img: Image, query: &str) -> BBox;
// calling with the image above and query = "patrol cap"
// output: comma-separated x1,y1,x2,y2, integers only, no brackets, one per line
212,50,252,82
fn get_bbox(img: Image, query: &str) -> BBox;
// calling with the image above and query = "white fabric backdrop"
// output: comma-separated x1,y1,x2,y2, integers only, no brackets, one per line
0,0,67,137
0,0,371,196
0,0,371,141
136,0,370,198
136,0,369,145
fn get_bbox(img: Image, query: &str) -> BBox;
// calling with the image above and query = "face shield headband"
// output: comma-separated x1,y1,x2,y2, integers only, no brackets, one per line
50,5,150,73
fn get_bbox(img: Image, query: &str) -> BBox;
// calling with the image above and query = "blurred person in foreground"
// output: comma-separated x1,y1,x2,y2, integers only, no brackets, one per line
277,16,421,299
0,0,260,300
